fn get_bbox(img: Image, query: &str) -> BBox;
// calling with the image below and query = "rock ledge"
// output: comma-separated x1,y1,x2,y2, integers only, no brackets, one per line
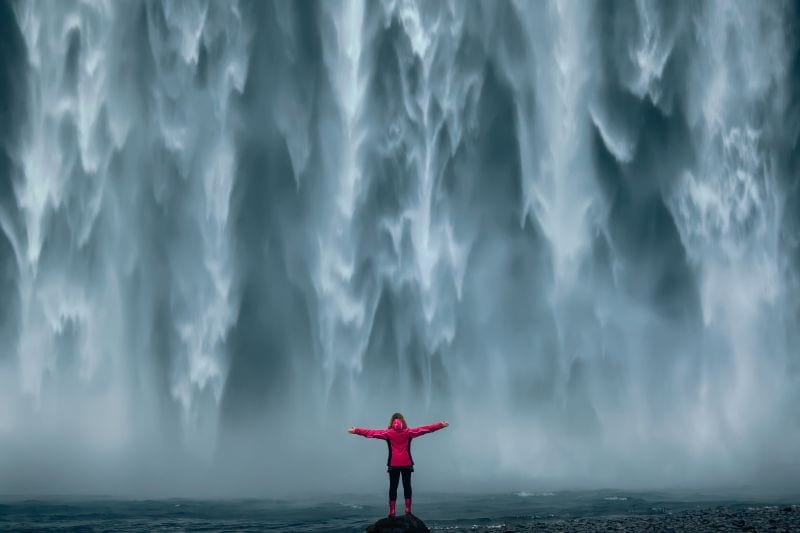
366,513,430,533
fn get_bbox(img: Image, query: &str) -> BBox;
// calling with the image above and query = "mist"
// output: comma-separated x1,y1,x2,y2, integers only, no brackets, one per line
0,0,799,498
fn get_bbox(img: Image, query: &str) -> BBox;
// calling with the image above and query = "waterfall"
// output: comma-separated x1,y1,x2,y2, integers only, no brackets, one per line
0,0,798,496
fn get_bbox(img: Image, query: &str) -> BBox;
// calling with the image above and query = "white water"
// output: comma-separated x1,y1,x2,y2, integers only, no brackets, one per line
0,0,797,496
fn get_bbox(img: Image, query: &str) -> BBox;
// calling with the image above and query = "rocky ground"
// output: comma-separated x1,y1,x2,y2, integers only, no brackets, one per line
444,504,800,532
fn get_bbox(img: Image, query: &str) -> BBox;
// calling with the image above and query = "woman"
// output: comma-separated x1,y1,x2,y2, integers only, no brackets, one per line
348,413,449,517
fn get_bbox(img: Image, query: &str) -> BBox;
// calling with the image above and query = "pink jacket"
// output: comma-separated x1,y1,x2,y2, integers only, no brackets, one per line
353,419,446,467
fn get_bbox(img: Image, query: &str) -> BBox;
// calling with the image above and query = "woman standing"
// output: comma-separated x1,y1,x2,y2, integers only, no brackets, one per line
348,413,449,517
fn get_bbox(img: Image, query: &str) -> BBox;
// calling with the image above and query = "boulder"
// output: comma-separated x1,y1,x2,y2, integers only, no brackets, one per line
365,513,430,533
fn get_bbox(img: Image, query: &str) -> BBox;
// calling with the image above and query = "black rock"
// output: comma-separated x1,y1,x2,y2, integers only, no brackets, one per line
366,513,430,533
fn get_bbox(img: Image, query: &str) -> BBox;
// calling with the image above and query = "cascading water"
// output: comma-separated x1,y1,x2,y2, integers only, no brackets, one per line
0,0,798,497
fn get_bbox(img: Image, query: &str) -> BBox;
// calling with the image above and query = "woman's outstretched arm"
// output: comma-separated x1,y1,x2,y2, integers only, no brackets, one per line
407,421,448,438
348,426,390,439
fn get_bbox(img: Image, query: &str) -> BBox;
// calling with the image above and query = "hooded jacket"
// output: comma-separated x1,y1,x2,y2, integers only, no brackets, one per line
353,419,446,468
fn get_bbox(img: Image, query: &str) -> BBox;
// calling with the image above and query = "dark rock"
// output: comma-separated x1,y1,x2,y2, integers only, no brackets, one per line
366,513,430,533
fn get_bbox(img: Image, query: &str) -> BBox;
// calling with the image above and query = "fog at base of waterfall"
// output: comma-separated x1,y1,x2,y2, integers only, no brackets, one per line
0,0,798,498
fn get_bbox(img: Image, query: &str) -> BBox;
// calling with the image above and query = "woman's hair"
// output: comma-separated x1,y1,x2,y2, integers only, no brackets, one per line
388,412,406,429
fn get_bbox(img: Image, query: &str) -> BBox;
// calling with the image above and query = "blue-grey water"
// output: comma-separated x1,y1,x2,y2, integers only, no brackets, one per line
0,0,799,501
1,491,795,532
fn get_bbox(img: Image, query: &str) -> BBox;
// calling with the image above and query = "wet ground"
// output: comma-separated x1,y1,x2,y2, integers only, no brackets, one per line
0,490,797,531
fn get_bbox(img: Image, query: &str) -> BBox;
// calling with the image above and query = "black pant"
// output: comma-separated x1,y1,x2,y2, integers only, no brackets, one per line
388,469,412,500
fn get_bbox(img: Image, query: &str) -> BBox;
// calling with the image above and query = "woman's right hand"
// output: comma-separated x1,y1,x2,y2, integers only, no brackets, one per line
347,427,356,433
441,421,449,427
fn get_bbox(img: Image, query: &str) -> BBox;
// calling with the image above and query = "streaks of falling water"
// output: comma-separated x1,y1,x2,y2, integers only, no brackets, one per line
316,0,369,388
5,0,247,460
0,0,798,495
